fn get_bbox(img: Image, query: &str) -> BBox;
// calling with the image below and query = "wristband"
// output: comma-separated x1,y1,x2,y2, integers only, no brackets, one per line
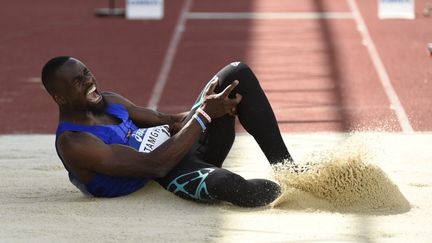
197,107,212,123
193,114,206,131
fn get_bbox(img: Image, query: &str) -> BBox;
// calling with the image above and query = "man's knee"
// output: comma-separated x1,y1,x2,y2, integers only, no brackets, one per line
225,61,251,73
218,61,256,87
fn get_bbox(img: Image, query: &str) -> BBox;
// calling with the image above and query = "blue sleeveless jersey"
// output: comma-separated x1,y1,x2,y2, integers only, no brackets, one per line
55,103,150,197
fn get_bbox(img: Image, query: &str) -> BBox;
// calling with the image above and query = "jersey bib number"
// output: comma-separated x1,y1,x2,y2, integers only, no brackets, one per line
127,125,171,153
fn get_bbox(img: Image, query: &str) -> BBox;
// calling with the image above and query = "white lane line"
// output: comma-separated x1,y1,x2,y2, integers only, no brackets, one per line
186,12,354,20
147,0,193,110
346,0,414,133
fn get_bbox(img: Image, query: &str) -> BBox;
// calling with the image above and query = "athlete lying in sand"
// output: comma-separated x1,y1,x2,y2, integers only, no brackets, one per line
41,56,295,207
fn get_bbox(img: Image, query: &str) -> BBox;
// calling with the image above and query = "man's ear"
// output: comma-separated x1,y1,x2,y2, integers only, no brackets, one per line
53,94,67,105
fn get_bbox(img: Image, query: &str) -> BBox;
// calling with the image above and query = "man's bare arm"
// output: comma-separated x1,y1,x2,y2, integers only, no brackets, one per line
57,115,203,178
102,92,188,132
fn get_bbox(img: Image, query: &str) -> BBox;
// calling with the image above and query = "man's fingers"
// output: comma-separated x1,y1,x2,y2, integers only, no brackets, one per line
226,94,242,116
226,93,242,107
233,93,242,104
221,80,239,97
206,77,219,95
228,107,236,116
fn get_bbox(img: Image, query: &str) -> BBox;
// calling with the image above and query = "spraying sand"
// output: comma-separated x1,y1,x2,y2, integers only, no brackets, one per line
272,135,411,214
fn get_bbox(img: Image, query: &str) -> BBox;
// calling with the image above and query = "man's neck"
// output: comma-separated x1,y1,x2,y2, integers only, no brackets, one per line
59,103,120,126
59,108,103,125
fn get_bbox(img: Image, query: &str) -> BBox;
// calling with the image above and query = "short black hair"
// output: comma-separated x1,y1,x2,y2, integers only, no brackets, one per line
41,56,71,95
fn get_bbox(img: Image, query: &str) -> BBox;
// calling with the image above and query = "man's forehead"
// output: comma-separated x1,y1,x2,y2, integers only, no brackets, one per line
57,58,85,77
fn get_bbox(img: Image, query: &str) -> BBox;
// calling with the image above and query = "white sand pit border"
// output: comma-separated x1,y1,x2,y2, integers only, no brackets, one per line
0,132,431,242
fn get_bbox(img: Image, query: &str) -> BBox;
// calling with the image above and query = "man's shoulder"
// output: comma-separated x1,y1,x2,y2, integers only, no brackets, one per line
57,131,100,150
102,91,134,109
56,130,108,177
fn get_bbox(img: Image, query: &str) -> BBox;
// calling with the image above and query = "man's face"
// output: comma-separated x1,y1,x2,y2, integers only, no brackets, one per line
55,58,106,112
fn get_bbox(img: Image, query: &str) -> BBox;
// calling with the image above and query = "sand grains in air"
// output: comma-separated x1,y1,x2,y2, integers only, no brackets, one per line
272,134,410,214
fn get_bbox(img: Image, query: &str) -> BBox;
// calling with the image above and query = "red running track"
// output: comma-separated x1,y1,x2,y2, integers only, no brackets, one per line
0,0,431,134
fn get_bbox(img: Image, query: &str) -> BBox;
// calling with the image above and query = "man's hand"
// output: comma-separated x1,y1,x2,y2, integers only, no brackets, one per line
201,79,242,119
169,111,188,134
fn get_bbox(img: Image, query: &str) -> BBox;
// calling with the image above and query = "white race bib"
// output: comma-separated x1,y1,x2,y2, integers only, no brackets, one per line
127,125,170,153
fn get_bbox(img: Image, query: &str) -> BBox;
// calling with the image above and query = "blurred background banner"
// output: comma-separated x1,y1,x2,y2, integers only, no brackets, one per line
126,0,164,20
378,0,415,19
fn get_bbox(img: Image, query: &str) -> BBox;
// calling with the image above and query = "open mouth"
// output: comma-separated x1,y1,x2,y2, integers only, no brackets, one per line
86,85,102,103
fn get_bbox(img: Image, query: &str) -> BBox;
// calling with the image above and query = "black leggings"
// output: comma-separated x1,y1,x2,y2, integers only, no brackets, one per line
156,62,293,207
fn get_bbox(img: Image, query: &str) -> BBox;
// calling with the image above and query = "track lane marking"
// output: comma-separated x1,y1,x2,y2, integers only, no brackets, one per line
187,12,353,20
147,0,194,110
346,0,414,132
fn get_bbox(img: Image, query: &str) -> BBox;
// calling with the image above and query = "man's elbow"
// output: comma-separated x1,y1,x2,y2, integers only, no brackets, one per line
148,166,170,178
146,150,182,178
142,158,171,178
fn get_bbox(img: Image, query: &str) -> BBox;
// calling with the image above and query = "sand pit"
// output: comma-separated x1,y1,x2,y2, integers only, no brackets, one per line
0,133,431,242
